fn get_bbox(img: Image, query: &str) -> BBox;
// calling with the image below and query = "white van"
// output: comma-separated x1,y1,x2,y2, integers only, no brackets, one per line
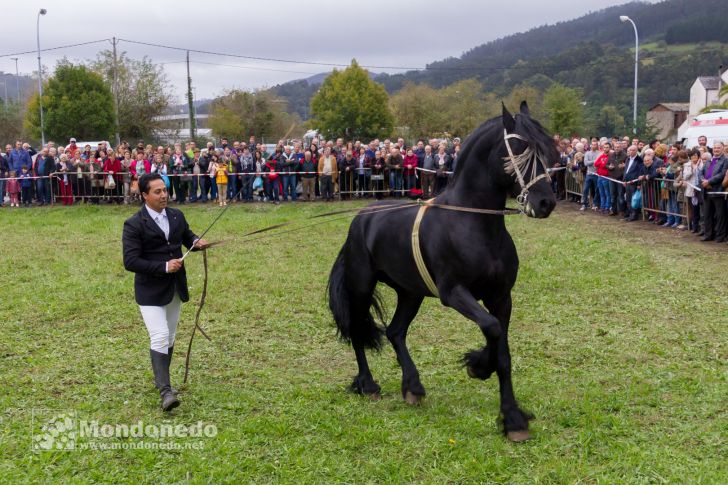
681,110,728,148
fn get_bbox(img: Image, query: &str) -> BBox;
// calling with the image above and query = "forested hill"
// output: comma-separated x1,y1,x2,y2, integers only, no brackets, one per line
271,0,728,121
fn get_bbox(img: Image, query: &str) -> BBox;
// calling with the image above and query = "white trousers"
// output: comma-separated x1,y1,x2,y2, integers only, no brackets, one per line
139,293,182,353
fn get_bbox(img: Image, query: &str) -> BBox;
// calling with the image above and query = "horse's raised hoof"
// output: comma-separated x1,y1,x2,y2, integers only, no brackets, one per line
506,430,532,443
404,391,423,405
466,366,478,379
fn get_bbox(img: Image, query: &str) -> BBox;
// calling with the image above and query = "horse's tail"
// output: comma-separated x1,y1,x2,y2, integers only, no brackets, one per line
328,241,386,350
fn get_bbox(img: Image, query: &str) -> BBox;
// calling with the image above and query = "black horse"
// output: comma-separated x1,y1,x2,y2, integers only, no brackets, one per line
328,102,557,441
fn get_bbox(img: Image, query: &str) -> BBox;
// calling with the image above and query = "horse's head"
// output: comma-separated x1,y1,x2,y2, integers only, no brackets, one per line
499,101,558,218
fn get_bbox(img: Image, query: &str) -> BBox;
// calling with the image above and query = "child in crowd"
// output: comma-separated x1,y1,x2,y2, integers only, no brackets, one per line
211,154,228,206
6,170,20,207
19,166,33,207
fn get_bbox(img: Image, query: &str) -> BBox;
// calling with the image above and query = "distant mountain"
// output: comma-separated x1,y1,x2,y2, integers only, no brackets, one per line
269,0,728,121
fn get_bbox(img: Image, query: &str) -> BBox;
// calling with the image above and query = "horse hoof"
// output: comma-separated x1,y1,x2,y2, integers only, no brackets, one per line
404,391,423,405
506,430,532,443
466,366,477,379
368,392,382,402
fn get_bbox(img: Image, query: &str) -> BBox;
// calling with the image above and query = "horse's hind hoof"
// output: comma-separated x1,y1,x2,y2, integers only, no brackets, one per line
506,430,532,443
368,392,382,402
404,391,423,405
466,366,477,379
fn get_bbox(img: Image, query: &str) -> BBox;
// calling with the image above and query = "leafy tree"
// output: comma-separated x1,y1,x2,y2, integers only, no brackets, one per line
593,105,625,137
505,84,544,120
390,82,445,139
208,89,301,142
24,60,114,142
310,60,393,140
89,50,172,141
0,100,24,143
543,83,584,136
440,79,496,137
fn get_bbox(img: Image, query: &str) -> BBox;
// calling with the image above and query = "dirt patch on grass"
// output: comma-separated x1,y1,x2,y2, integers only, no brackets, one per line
555,201,728,255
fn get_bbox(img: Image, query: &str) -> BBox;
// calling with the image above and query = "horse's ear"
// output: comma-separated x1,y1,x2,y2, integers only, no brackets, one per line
502,103,515,133
519,101,530,116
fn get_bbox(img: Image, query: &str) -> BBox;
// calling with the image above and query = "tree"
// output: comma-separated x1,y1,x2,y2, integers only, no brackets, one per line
505,84,544,120
89,50,173,141
0,99,24,143
208,89,301,142
440,79,498,137
543,83,583,136
390,82,445,139
593,105,625,137
24,60,114,142
310,60,393,140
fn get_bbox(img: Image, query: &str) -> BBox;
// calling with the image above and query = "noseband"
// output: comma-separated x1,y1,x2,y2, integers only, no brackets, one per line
502,129,551,210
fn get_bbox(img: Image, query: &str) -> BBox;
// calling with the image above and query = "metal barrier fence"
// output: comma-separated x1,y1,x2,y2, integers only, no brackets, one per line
640,177,690,226
565,168,583,200
4,170,454,205
0,171,700,228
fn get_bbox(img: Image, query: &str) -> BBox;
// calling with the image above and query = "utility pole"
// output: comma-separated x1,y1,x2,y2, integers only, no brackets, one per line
186,50,196,141
112,37,121,147
11,57,19,103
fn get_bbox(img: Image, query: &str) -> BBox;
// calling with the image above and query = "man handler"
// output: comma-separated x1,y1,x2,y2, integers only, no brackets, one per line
122,173,210,411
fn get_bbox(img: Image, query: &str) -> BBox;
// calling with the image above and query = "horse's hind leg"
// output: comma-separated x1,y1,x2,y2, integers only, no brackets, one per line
348,269,384,399
385,291,425,405
351,344,381,399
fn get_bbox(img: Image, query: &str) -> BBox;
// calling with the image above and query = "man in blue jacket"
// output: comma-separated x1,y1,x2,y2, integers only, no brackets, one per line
9,141,32,173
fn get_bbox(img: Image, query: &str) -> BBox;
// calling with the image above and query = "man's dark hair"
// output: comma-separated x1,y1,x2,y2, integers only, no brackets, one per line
139,172,163,195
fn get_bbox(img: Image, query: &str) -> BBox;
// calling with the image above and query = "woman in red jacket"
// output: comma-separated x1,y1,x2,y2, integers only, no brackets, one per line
403,147,419,193
102,149,122,204
594,142,612,214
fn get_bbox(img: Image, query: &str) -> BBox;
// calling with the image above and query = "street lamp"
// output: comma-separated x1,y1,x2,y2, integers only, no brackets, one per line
620,15,639,135
37,8,47,147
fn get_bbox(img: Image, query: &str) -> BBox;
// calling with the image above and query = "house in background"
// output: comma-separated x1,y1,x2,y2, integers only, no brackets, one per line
152,113,213,143
677,71,728,140
647,103,688,142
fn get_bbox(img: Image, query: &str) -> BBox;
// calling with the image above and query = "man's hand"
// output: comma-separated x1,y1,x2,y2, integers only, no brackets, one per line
193,238,212,250
701,180,710,188
167,259,183,273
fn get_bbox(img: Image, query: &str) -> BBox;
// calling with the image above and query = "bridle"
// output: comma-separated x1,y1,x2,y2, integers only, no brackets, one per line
502,129,552,211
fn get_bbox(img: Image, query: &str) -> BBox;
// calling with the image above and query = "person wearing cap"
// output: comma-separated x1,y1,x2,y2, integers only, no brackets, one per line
68,138,78,157
122,172,210,411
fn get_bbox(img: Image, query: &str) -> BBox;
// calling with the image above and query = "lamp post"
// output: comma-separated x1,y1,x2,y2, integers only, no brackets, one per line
37,8,47,147
620,15,639,135
11,57,19,104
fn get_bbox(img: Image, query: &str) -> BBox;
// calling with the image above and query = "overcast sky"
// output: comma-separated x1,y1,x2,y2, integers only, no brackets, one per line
1,0,648,103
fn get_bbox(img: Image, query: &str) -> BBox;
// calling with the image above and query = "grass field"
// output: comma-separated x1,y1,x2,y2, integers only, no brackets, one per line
0,201,726,483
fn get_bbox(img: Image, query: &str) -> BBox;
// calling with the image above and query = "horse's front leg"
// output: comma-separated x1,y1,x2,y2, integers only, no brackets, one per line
486,295,534,442
442,286,531,441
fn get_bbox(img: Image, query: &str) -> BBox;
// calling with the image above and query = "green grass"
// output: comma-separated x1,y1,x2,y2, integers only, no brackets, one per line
0,202,726,483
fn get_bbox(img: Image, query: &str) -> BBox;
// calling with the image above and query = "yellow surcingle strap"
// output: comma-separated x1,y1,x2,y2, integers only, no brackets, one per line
411,202,439,297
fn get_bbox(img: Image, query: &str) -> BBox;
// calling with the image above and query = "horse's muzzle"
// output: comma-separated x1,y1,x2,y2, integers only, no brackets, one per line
525,198,555,219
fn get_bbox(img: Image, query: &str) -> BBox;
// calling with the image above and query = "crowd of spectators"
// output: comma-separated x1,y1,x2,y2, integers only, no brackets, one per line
0,135,460,208
2,132,727,246
556,134,728,244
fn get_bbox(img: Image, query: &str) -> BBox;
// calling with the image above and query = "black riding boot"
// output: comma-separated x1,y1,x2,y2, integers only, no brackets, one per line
167,346,179,396
150,349,180,411
152,346,178,396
